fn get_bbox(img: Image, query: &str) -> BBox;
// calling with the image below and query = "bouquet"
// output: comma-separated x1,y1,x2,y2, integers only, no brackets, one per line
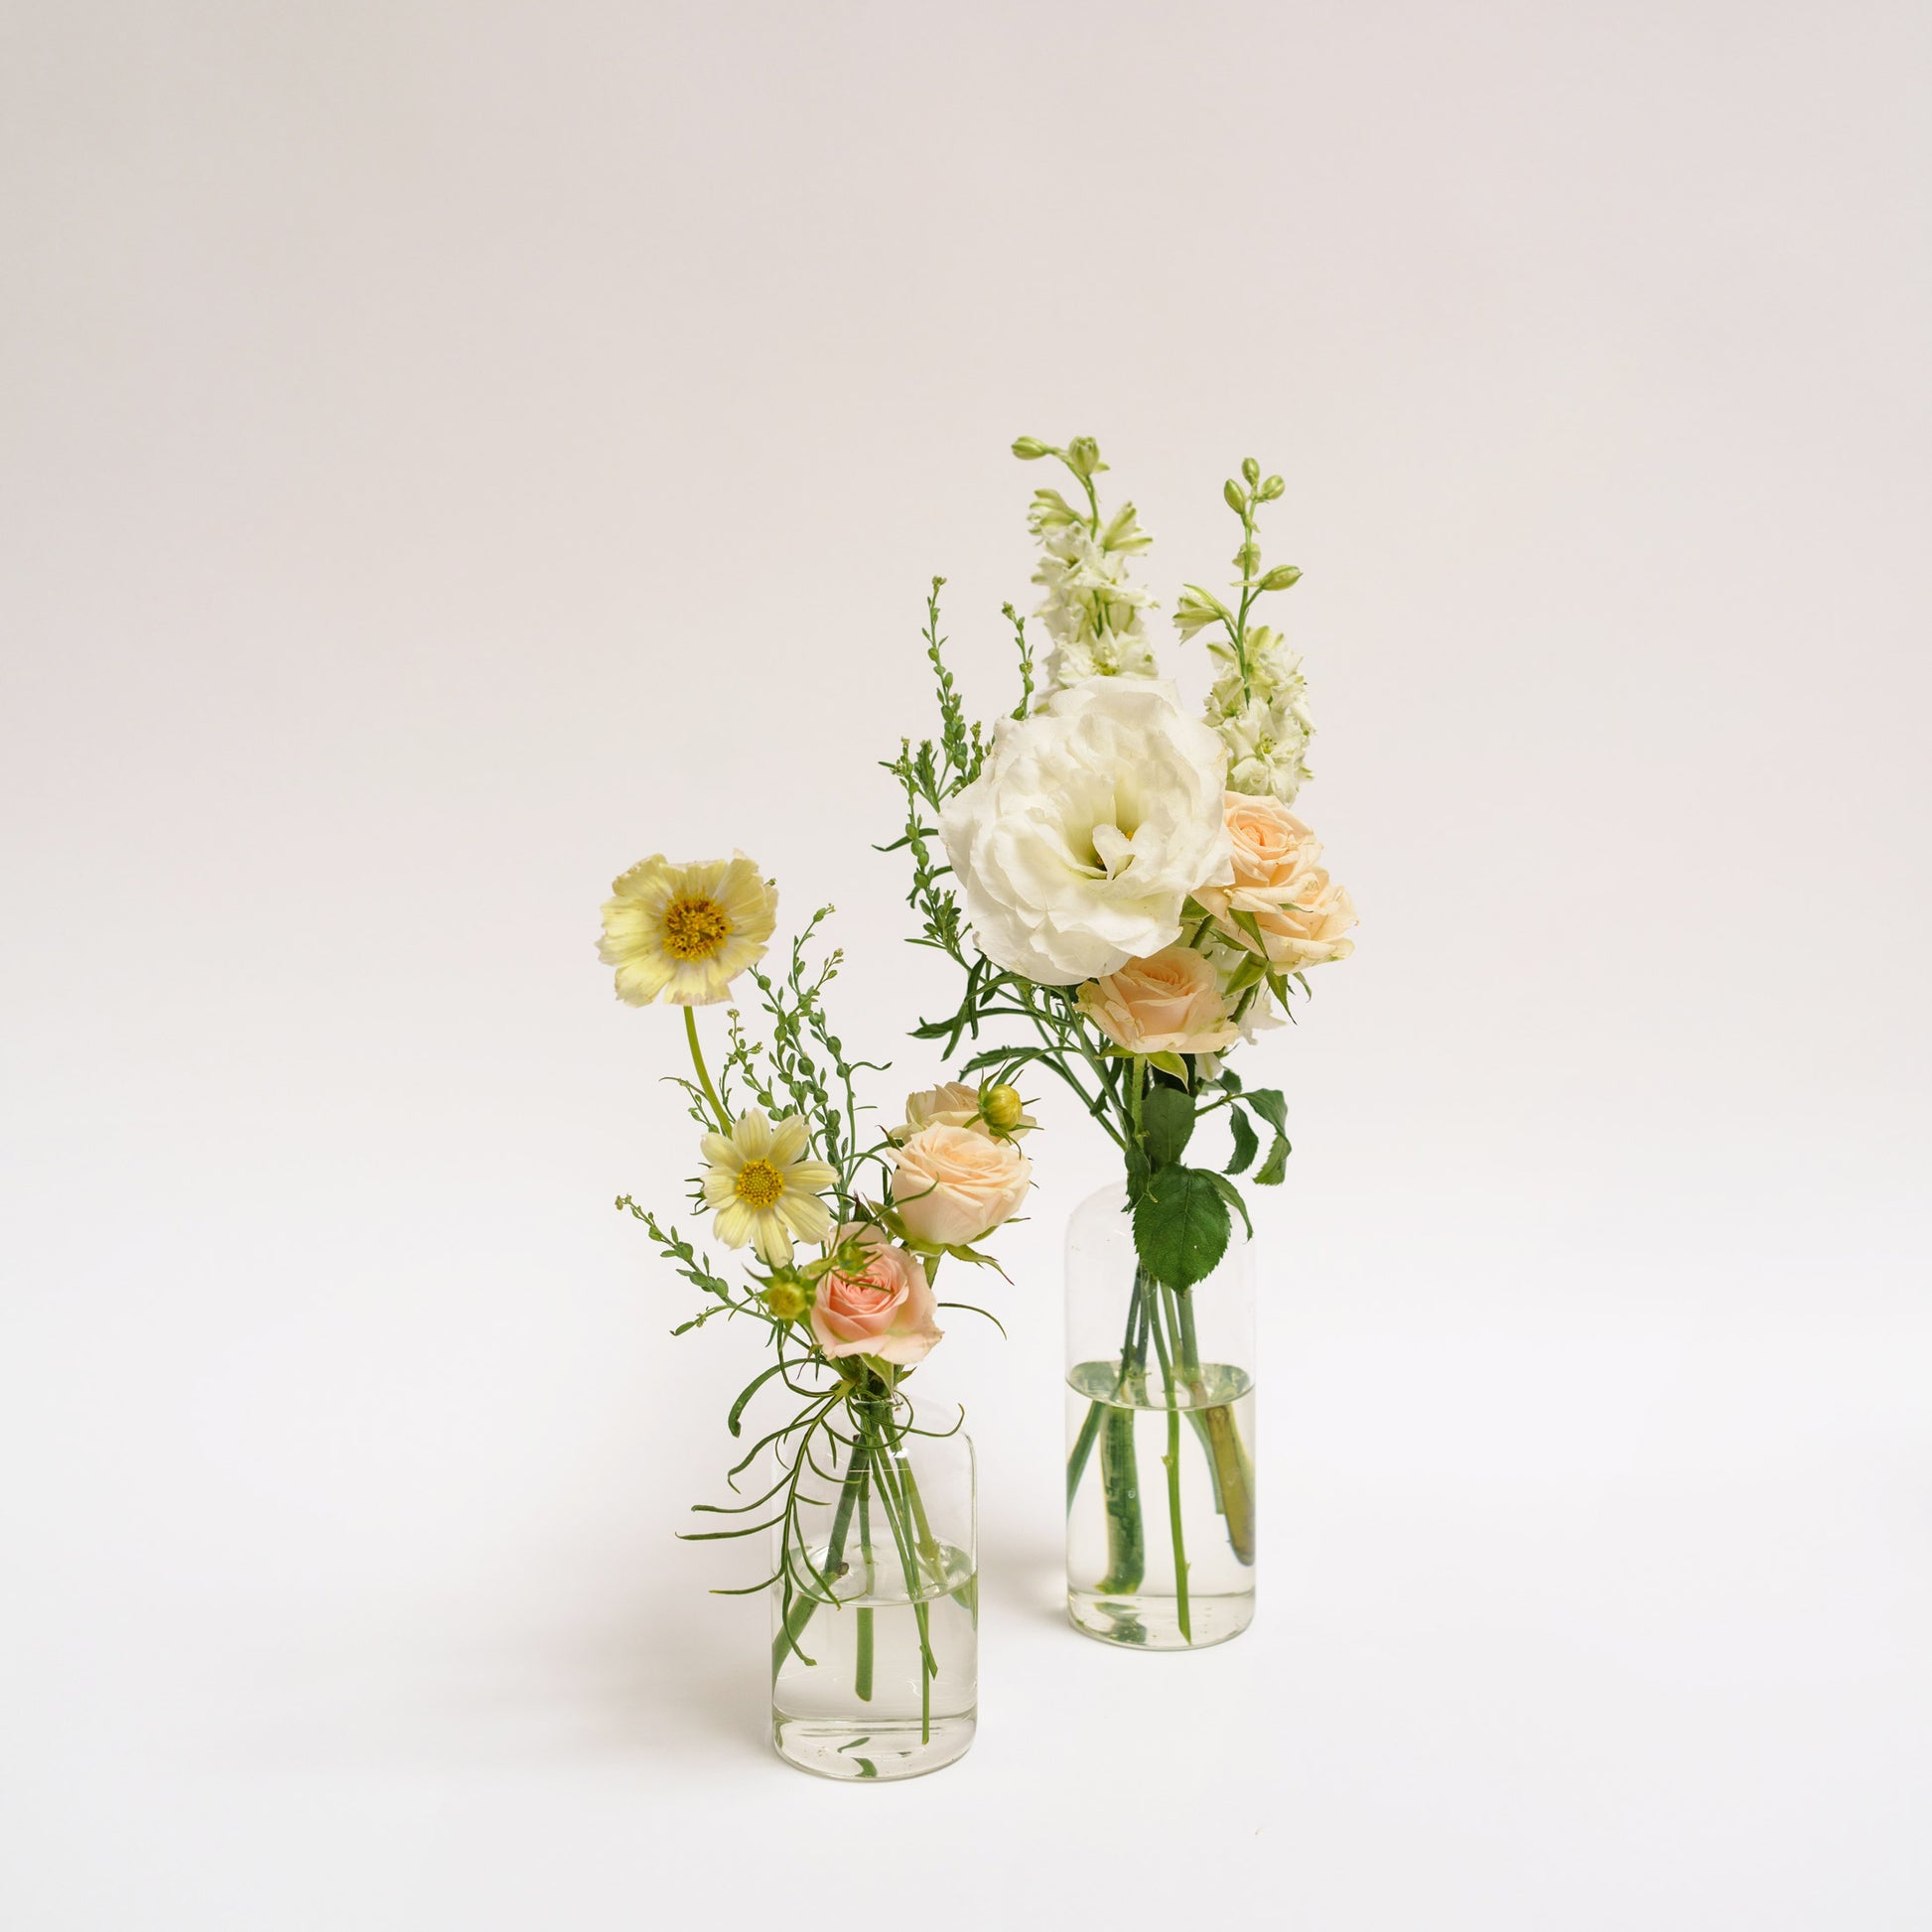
885,435,1357,1646
597,857,1033,1775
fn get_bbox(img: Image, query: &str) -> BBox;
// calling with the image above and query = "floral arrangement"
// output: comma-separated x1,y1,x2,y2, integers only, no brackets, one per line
596,853,1032,1734
885,434,1356,1638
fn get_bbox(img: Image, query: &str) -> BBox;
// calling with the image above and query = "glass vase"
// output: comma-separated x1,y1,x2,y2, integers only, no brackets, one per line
1064,1183,1256,1649
769,1404,977,1779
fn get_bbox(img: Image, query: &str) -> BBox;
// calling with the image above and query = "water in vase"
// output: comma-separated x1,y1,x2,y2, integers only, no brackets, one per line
1065,1358,1256,1649
770,1541,978,1780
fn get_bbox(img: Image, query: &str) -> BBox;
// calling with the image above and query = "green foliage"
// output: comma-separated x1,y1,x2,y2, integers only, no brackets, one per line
1142,1084,1196,1169
1132,1165,1232,1290
1224,1106,1258,1174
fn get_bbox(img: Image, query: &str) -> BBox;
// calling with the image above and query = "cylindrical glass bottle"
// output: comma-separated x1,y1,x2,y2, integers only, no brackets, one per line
769,1404,977,1778
1064,1184,1256,1649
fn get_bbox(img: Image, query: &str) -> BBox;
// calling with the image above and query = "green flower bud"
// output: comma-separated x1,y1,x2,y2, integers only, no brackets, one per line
1257,564,1303,592
981,1083,1027,1132
1065,436,1103,477
761,1275,809,1322
1222,479,1246,514
1011,435,1052,460
1259,475,1286,500
1241,456,1261,485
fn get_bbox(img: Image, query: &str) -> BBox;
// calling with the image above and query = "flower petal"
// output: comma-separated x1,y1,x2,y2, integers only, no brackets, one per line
712,1199,757,1249
749,1212,793,1266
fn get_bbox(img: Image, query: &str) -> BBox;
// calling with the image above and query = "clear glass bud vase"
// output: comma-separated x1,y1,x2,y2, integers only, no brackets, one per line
769,1404,977,1779
1064,1184,1256,1649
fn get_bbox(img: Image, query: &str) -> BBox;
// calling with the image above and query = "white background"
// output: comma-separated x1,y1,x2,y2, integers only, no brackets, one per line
4,3,1929,1926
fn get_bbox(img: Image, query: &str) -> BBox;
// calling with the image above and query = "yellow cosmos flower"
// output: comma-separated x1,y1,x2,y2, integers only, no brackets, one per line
599,852,777,1007
699,1109,836,1266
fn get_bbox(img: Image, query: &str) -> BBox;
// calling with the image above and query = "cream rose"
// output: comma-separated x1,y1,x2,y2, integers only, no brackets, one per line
808,1224,943,1366
1077,944,1242,1057
891,1080,1035,1142
938,678,1233,985
1192,791,1357,969
889,1124,1033,1248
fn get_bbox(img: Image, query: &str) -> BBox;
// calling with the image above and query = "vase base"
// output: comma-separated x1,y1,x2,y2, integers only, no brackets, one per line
770,1713,976,1781
1066,1587,1254,1651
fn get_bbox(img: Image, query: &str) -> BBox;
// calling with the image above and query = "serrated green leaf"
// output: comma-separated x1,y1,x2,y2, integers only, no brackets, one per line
1246,1088,1289,1137
1142,1086,1196,1168
1254,1132,1292,1185
1132,1166,1231,1289
1207,1172,1254,1240
1225,1107,1258,1175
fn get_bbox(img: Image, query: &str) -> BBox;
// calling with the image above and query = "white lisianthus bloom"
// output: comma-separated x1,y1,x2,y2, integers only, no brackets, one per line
698,1108,836,1266
1218,694,1314,805
939,679,1233,985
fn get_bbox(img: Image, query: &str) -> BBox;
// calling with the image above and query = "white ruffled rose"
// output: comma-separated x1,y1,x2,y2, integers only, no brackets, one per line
939,679,1233,986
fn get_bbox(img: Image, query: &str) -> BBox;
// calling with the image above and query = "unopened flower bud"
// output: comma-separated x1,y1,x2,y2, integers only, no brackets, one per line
1257,564,1303,591
1011,435,1052,460
1241,456,1261,485
1223,479,1246,514
981,1083,1027,1133
762,1275,808,1322
1065,436,1103,477
1259,475,1286,500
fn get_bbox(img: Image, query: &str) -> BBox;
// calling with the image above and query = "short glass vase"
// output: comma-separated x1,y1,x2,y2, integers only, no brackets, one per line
1064,1183,1256,1649
769,1405,977,1780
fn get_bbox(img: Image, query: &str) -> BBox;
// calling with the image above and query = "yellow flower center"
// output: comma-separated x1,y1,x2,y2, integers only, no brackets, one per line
661,895,731,962
733,1159,785,1209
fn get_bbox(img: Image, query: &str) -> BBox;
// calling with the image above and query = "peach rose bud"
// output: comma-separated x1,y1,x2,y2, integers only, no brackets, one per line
889,1124,1033,1248
1077,944,1242,1057
808,1225,944,1366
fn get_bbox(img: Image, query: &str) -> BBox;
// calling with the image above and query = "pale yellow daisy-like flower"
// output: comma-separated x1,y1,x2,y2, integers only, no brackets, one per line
699,1109,836,1266
598,852,777,1007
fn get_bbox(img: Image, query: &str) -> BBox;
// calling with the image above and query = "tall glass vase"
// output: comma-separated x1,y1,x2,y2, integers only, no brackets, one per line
769,1403,977,1779
1064,1184,1256,1649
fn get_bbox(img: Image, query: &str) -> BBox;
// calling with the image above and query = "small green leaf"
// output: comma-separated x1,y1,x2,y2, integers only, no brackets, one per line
1133,1166,1232,1290
1225,1107,1258,1175
1246,1088,1289,1137
1124,1142,1152,1205
1254,1133,1292,1185
728,1359,791,1437
1147,1049,1190,1083
1142,1086,1196,1168
1207,1173,1254,1241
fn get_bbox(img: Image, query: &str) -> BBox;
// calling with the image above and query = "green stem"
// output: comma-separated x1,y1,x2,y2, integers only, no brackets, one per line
866,1421,938,1743
1164,1404,1189,1642
855,1456,875,1702
1155,1288,1191,1642
683,1005,730,1133
1096,1404,1143,1593
1173,1287,1256,1568
1066,1402,1103,1512
771,1434,868,1680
